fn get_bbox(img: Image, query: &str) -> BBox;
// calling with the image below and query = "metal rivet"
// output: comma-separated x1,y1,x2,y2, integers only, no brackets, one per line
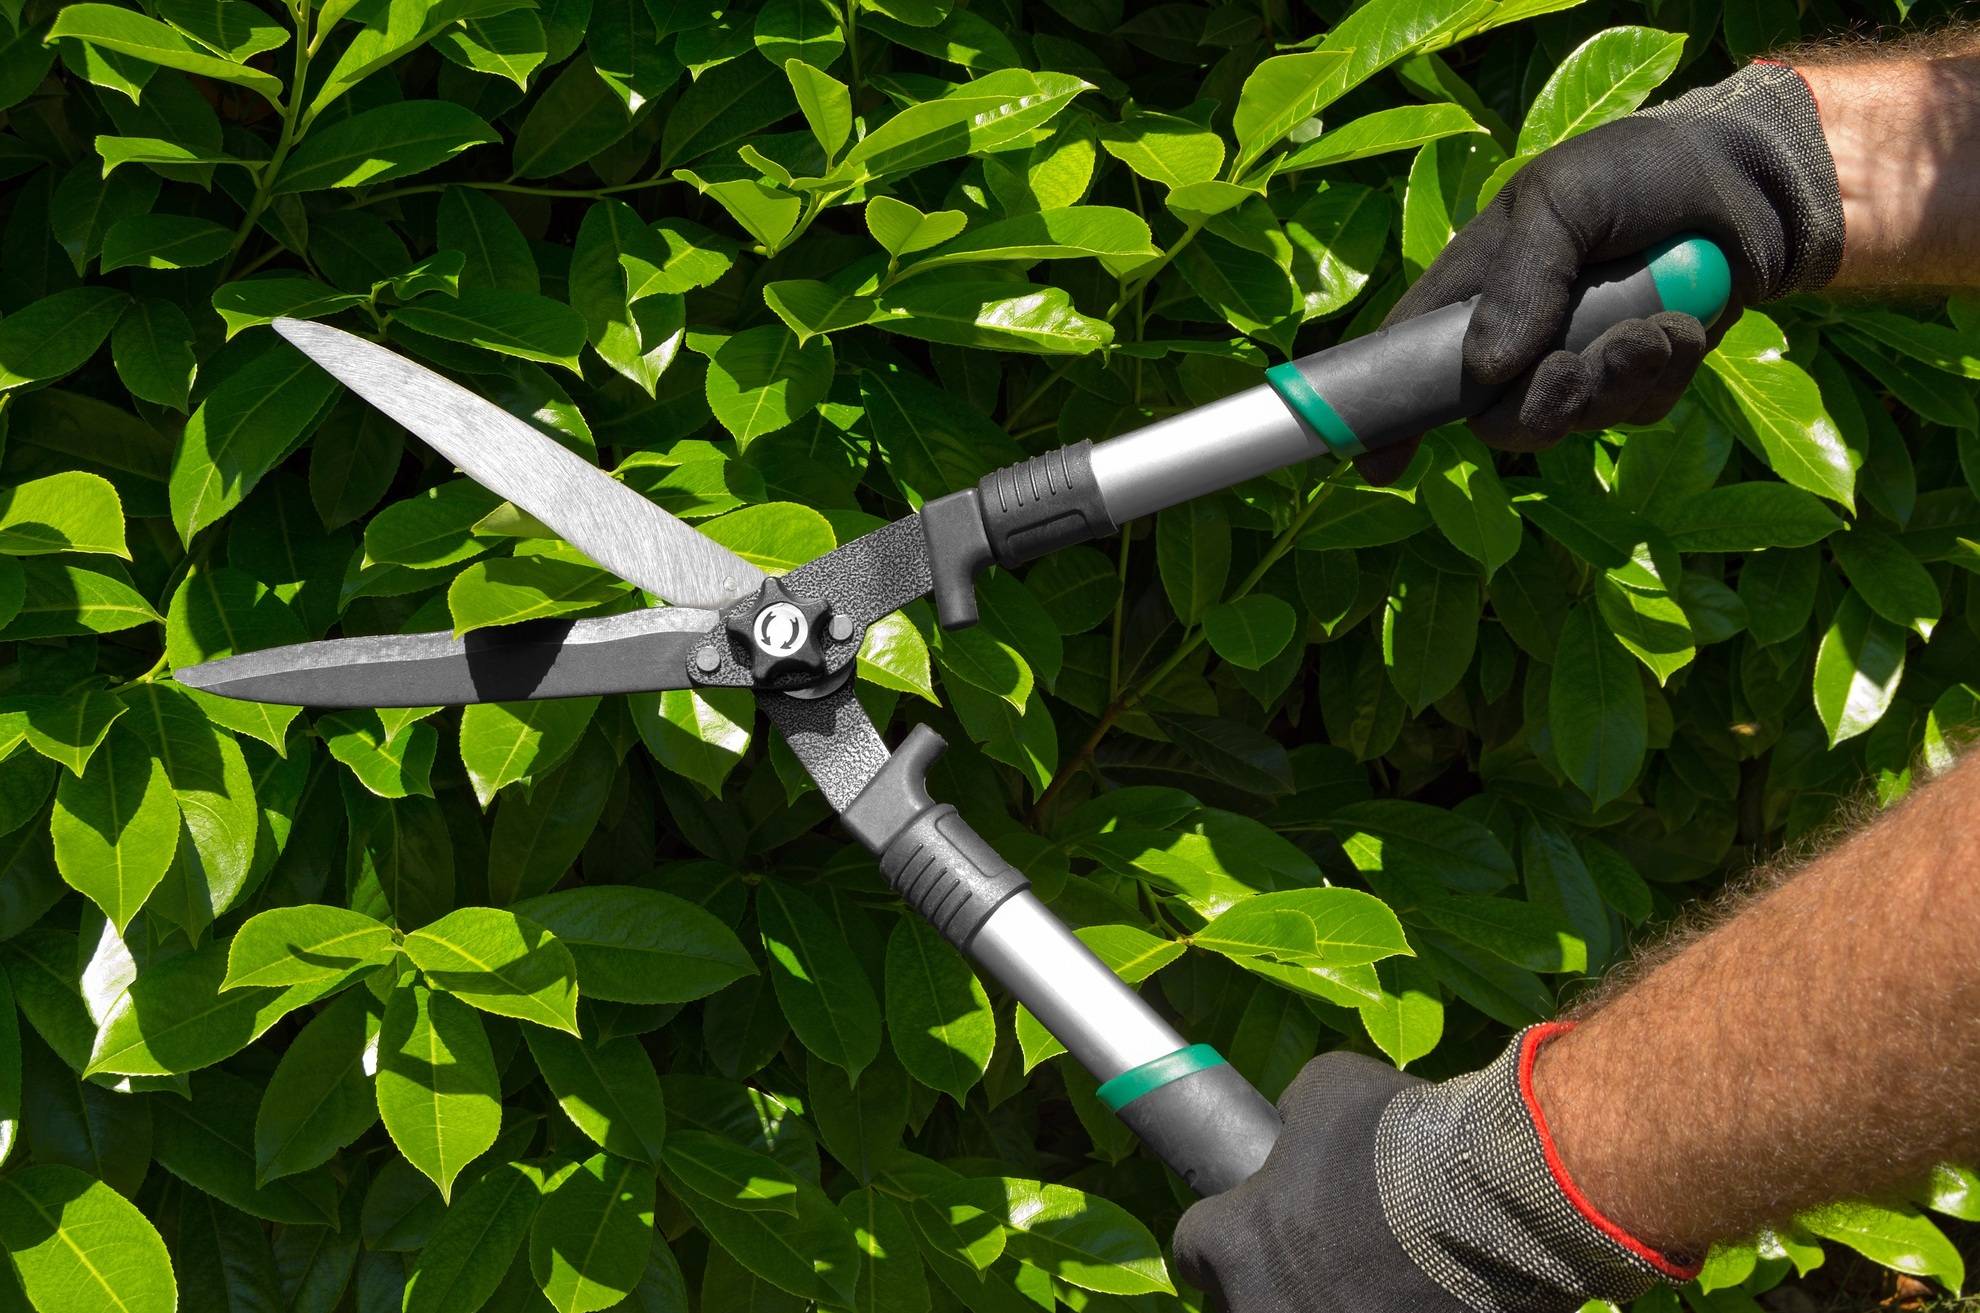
694,646,721,673
828,614,855,642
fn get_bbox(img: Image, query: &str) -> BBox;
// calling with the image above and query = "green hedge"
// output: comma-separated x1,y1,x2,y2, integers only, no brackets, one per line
0,0,1976,1307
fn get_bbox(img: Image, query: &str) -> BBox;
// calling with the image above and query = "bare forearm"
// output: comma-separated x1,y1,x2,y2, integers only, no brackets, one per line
1532,753,1980,1255
1797,39,1980,287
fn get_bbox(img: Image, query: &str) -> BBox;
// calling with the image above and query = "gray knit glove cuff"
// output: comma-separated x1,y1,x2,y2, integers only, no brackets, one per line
1375,1024,1701,1313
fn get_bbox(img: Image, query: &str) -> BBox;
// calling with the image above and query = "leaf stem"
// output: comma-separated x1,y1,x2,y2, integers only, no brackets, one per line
349,175,683,209
221,0,313,282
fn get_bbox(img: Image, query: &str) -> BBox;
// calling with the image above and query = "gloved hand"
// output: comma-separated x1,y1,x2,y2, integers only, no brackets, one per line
1171,1024,1699,1313
1358,61,1846,483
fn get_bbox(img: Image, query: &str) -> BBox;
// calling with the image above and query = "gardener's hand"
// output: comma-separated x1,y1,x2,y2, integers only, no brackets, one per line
1358,62,1845,483
1171,1028,1697,1313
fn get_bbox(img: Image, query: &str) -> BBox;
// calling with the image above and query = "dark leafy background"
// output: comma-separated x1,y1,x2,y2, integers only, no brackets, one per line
0,0,1978,1307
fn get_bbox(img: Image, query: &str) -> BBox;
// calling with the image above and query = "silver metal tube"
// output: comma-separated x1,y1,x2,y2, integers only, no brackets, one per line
965,891,1184,1082
1088,383,1318,524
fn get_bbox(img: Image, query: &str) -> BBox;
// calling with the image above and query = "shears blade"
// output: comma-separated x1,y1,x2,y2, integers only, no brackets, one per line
273,317,766,610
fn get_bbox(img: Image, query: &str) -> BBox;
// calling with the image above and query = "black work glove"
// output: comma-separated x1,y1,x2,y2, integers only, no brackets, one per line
1172,1025,1699,1313
1359,62,1846,483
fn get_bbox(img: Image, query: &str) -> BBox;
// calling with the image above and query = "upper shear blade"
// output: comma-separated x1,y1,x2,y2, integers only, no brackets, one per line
272,317,766,610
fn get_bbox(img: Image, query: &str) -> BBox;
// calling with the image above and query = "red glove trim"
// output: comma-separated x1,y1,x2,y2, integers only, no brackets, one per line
1518,1022,1703,1282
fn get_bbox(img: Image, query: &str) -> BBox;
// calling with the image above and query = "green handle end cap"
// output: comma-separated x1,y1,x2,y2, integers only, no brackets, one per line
1647,235,1733,327
1096,1043,1230,1112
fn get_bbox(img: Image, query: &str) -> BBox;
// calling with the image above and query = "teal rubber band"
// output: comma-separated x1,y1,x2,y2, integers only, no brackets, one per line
1265,361,1364,458
1096,1044,1229,1113
1645,235,1733,328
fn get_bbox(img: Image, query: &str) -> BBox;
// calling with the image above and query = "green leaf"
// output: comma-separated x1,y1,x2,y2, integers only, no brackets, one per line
858,365,1023,508
403,1159,550,1313
0,1164,176,1313
50,721,176,931
376,983,502,1201
447,555,627,635
570,200,684,396
1813,592,1907,747
529,1152,656,1313
1594,552,1694,685
1383,544,1479,712
525,1027,666,1163
1656,482,1843,553
94,134,262,177
434,8,546,87
172,340,341,544
512,58,637,178
1203,594,1296,669
254,987,380,1184
1550,601,1646,807
1157,497,1230,625
321,709,437,799
588,0,678,111
459,698,598,806
1097,110,1225,188
662,1128,800,1213
99,213,230,272
1425,895,1591,974
704,325,834,445
46,2,282,102
511,885,752,1003
1700,312,1855,509
1273,102,1483,175
1832,529,1940,639
1516,27,1684,154
0,287,129,392
660,1148,858,1304
153,1069,340,1225
884,915,993,1102
87,935,356,1075
631,687,754,795
1421,429,1520,576
223,904,398,989
698,502,836,573
404,906,582,1033
276,101,497,192
1285,182,1394,320
1195,887,1410,968
112,298,198,409
0,471,126,558
439,184,539,294
211,277,366,338
3,561,159,638
1230,50,1353,175
897,206,1157,279
832,69,1090,186
992,1177,1172,1295
757,879,881,1078
788,58,852,159
393,291,587,372
1800,1200,1965,1292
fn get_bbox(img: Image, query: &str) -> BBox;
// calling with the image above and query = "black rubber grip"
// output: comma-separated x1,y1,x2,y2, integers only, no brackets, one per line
1115,1063,1283,1197
978,441,1114,565
1268,236,1739,457
840,724,1029,948
919,442,1117,631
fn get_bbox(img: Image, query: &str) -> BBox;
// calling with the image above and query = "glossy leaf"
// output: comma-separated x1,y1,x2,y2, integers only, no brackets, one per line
404,906,582,1033
376,984,502,1201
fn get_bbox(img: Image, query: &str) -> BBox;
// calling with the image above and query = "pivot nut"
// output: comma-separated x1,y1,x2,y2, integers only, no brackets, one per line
726,579,832,685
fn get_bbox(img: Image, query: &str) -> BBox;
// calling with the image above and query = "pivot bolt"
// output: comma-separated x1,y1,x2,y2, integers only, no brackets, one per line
828,613,855,643
694,646,722,673
723,578,831,686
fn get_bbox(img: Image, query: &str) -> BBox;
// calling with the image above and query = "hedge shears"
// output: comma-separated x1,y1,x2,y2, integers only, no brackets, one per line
182,236,1729,1197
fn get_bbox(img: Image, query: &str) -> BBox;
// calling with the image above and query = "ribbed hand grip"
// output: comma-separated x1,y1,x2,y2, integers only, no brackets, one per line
878,804,1028,948
977,440,1115,566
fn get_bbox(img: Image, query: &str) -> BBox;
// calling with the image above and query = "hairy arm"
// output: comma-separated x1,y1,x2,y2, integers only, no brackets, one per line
1533,753,1980,1254
1796,37,1980,287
